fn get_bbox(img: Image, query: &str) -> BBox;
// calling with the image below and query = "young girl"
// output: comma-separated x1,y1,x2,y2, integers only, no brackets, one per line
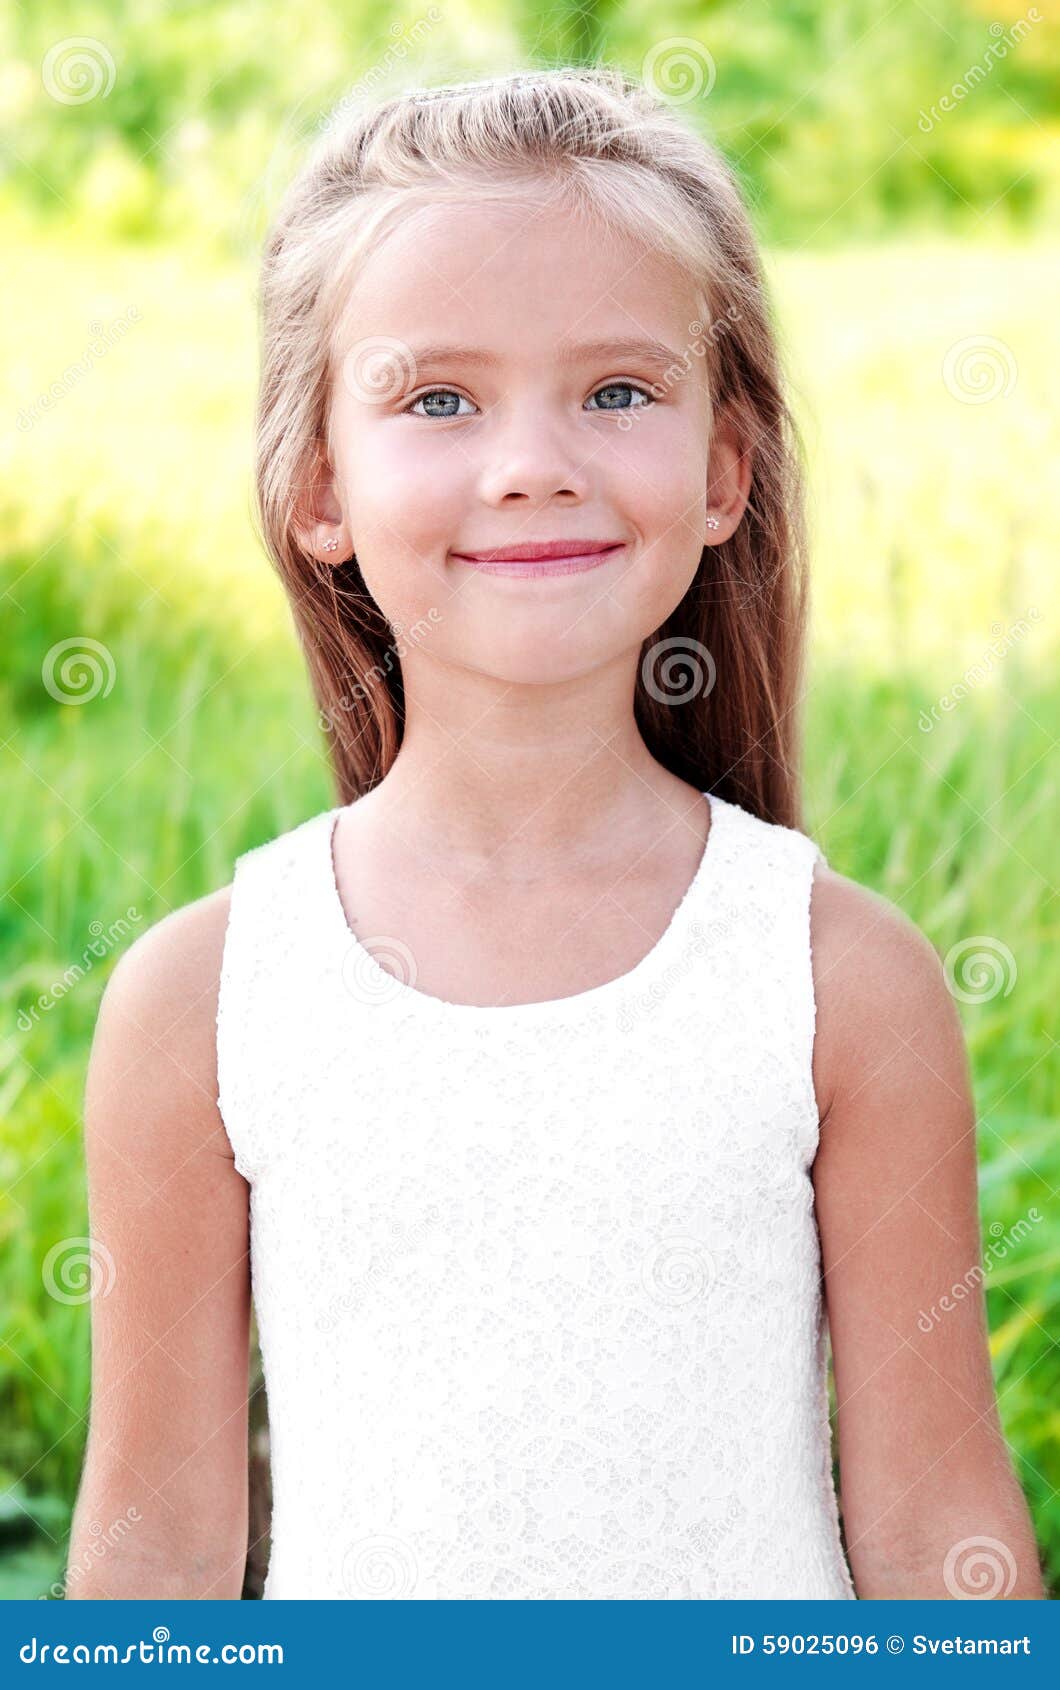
68,67,1044,1601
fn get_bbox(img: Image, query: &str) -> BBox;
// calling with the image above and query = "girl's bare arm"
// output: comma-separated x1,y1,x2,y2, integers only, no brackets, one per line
65,888,252,1598
810,865,1045,1600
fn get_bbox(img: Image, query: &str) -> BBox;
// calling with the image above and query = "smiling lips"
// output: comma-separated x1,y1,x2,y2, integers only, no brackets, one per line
451,539,626,578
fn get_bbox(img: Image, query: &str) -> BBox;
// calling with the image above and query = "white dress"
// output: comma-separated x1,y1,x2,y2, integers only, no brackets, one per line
216,789,857,1600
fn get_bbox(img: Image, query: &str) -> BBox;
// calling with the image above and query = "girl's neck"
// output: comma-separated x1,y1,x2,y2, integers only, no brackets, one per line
356,739,698,873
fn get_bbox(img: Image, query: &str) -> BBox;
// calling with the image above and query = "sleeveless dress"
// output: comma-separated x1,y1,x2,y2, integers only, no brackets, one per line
215,790,857,1600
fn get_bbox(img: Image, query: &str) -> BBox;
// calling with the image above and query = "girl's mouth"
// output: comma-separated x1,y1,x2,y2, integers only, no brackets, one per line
451,541,625,579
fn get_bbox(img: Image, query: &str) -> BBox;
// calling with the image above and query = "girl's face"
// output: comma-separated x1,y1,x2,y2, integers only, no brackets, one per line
317,194,735,685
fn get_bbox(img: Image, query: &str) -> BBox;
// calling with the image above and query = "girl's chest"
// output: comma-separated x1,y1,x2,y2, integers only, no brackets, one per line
332,862,695,1009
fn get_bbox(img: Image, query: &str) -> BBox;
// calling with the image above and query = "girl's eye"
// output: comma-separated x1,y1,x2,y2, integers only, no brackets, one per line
586,381,656,413
404,388,477,419
402,380,657,419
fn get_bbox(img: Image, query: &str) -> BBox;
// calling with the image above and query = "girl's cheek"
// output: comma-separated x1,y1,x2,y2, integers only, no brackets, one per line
363,436,460,507
606,418,704,493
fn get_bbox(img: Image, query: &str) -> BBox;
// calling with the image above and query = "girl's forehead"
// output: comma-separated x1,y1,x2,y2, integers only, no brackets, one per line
340,195,703,342
361,190,673,273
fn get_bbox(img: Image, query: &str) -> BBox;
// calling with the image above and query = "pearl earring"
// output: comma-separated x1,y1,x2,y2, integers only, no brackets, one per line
705,515,720,531
323,539,338,552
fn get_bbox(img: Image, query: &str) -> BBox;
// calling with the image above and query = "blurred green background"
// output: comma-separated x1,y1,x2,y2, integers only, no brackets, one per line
2,0,1058,1599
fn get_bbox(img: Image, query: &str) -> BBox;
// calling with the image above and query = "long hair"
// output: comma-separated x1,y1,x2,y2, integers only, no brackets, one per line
254,65,812,828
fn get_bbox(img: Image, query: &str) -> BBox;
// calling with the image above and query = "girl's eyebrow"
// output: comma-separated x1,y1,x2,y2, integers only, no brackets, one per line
405,336,681,372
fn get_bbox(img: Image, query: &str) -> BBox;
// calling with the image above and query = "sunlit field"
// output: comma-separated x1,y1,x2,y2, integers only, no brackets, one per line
3,224,1057,1596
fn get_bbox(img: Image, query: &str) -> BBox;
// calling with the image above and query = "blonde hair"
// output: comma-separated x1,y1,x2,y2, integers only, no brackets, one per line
255,65,812,827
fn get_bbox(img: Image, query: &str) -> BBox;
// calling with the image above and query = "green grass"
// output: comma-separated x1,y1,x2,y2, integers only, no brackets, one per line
2,229,1057,1598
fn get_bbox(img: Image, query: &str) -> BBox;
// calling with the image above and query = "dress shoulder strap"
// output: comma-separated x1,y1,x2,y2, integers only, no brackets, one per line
215,806,340,1181
702,798,829,1164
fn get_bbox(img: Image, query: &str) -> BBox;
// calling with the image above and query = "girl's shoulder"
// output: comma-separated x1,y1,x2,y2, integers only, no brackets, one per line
809,859,962,1135
93,790,334,1108
86,884,237,1177
103,881,234,1040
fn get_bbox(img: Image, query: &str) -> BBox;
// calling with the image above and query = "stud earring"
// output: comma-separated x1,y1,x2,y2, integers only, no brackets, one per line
705,515,720,531
323,538,339,553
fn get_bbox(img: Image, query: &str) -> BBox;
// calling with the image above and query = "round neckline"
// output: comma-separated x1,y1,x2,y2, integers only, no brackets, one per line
320,790,728,1024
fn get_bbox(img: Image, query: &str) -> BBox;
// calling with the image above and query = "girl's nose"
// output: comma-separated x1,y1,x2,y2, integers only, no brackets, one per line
475,409,593,506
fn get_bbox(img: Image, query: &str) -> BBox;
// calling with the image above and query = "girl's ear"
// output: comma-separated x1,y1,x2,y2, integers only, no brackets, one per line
293,438,347,561
705,406,753,542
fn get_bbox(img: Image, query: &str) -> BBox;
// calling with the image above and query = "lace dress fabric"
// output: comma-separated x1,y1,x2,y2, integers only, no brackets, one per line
216,791,856,1600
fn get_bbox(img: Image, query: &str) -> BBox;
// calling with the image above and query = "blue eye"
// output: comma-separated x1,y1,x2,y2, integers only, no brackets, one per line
404,389,476,418
586,381,656,412
402,380,658,418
